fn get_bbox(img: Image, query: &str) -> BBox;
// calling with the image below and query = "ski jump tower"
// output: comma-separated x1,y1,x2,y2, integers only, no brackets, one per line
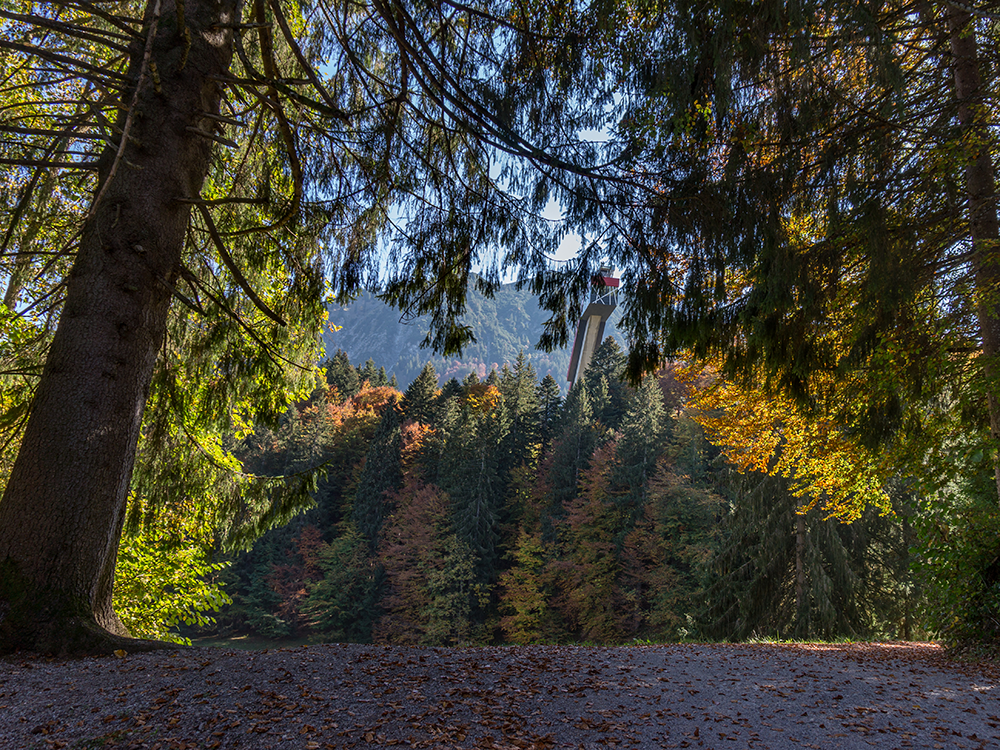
566,266,619,389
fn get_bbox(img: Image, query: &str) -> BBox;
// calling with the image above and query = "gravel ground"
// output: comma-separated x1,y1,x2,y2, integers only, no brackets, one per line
0,641,997,749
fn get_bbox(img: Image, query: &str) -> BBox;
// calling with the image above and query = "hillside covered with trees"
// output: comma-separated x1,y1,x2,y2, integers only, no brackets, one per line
194,340,929,647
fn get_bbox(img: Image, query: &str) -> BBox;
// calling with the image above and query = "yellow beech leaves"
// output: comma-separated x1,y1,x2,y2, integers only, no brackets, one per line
682,362,894,521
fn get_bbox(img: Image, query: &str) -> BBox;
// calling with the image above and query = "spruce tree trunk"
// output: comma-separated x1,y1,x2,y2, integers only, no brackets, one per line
0,0,236,654
947,7,1000,500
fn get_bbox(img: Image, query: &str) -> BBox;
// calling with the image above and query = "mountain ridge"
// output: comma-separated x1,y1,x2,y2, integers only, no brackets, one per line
323,281,622,389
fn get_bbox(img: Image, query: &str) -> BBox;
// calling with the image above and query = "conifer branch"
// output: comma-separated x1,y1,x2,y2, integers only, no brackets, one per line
373,0,637,189
0,164,47,259
0,125,121,141
0,10,134,52
174,196,266,206
0,41,128,85
254,0,302,225
0,157,99,170
195,110,245,127
49,0,144,35
180,268,309,372
195,203,288,327
184,126,238,148
163,274,206,317
267,0,350,121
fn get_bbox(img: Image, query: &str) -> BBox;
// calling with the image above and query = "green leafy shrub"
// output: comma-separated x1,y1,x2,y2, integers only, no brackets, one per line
114,527,231,644
917,472,1000,645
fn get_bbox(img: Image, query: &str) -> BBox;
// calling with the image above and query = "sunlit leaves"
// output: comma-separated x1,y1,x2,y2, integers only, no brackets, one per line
688,362,893,521
114,496,232,644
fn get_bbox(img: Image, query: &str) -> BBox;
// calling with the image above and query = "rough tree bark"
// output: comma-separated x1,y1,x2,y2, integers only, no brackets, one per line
947,7,1000,501
0,0,236,654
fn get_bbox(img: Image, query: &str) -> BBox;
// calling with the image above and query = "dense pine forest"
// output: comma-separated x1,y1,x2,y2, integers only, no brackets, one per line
189,340,924,647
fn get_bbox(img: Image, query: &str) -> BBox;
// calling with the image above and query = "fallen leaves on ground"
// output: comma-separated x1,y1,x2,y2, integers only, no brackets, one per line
1,642,998,749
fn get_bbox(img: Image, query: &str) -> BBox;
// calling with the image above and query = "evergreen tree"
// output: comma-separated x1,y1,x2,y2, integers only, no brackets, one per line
622,462,723,639
536,374,563,456
10,0,631,651
352,400,403,550
424,534,489,645
589,376,612,431
324,350,361,401
583,338,629,431
703,471,912,641
495,354,542,558
439,377,464,404
592,3,1000,510
499,352,541,486
611,375,668,532
439,382,508,587
400,363,439,425
357,359,380,387
546,380,597,520
499,530,561,644
218,522,306,639
424,389,461,488
303,523,381,643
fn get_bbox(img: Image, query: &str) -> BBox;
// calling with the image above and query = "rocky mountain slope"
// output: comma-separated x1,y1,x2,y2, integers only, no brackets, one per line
323,282,622,388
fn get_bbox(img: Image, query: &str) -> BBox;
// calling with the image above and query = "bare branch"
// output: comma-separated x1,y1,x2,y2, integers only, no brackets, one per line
0,157,99,169
184,125,238,148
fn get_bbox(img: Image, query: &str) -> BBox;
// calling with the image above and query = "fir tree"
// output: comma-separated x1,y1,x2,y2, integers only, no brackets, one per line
546,379,597,516
611,375,668,533
357,359,380,387
424,534,489,645
499,530,556,644
401,363,439,425
703,471,912,641
499,352,542,485
439,382,508,587
353,400,403,550
439,377,464,403
536,374,563,456
303,523,381,643
324,350,361,401
622,461,723,639
583,338,629,431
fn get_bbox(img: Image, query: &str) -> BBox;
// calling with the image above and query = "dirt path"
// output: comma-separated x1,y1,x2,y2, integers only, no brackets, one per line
1,642,997,749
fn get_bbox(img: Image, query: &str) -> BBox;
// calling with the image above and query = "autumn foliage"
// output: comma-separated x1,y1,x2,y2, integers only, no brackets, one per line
212,344,923,645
